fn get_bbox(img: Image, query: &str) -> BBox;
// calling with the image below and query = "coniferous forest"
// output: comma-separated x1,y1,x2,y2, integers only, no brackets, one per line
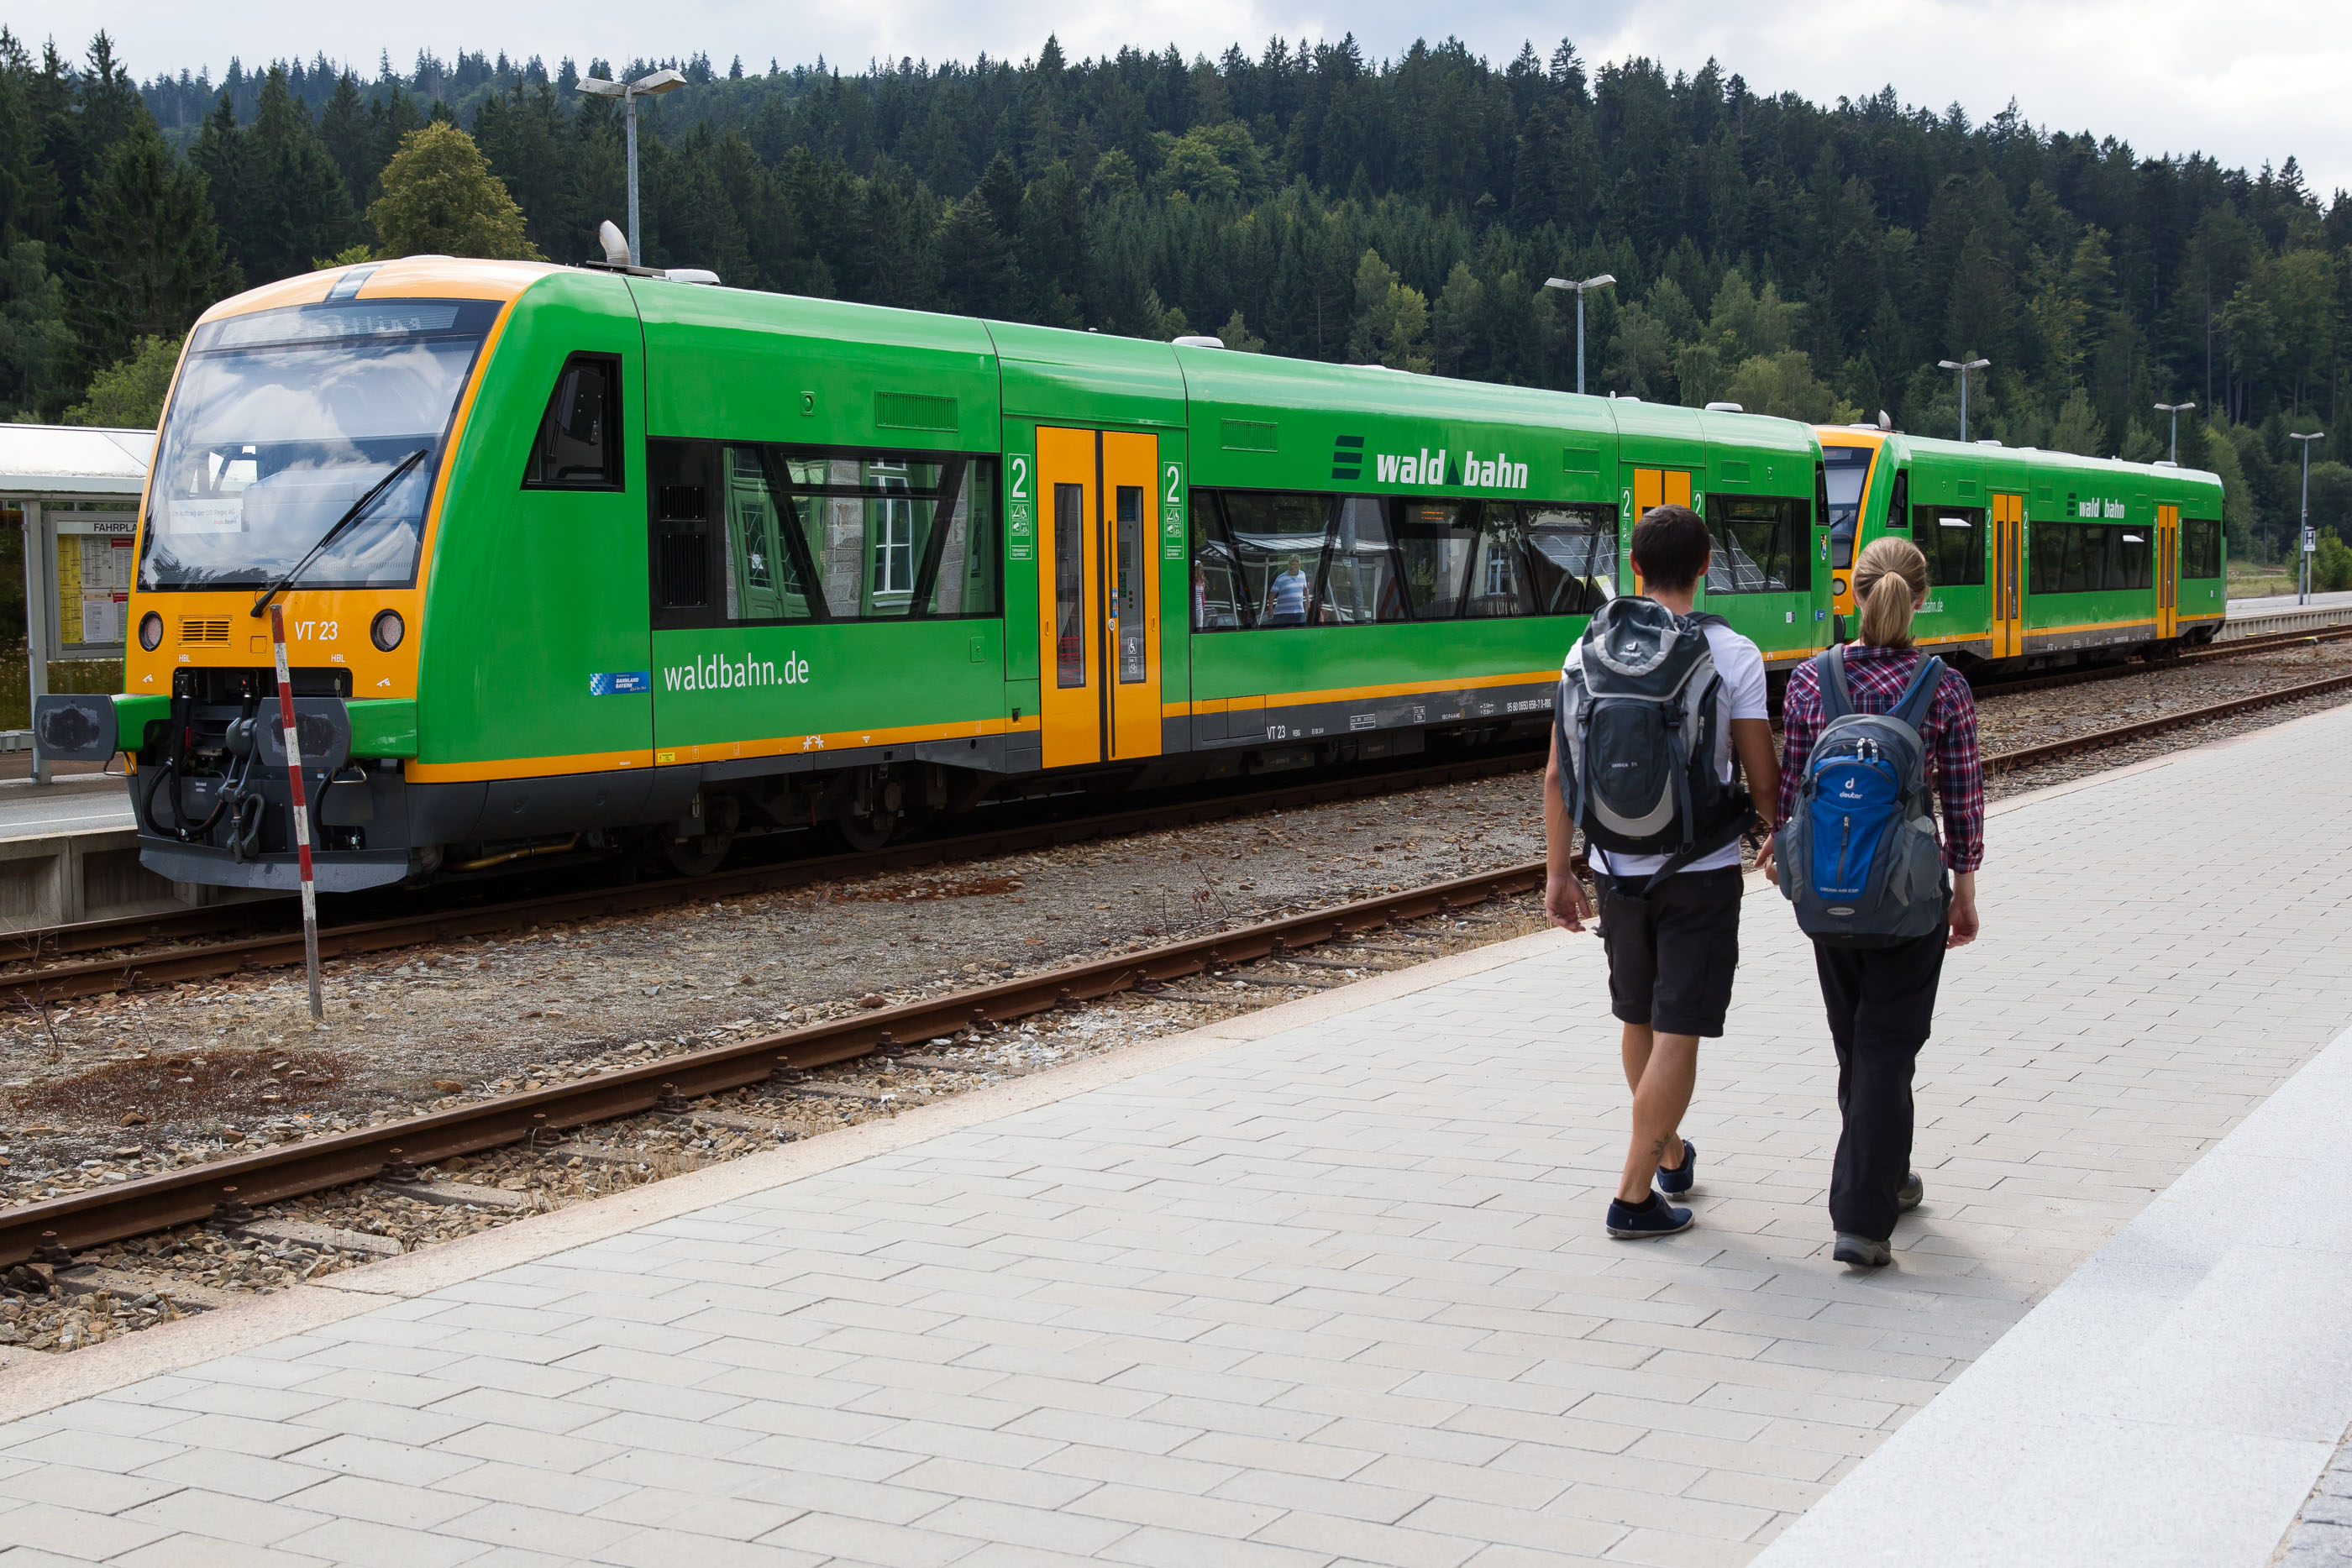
8,30,2352,564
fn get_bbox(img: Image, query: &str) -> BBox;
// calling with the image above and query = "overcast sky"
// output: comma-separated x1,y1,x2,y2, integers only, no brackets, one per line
39,0,2352,198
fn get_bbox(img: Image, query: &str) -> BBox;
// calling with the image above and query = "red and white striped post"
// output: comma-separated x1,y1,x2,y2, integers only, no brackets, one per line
267,603,323,1020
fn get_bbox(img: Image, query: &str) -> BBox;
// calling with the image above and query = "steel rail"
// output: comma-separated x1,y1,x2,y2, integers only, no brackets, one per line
0,860,1548,1266
1982,668,2352,773
0,750,1546,1004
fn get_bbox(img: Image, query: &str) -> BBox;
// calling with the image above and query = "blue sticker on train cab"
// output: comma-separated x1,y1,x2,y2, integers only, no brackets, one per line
590,672,649,696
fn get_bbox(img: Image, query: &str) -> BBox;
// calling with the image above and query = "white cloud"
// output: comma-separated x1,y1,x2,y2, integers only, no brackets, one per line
46,0,2352,194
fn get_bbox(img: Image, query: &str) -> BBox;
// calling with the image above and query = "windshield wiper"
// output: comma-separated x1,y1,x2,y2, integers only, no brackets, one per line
249,447,428,618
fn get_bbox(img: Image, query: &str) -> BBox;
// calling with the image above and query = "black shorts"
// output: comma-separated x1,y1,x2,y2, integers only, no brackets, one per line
1598,866,1744,1038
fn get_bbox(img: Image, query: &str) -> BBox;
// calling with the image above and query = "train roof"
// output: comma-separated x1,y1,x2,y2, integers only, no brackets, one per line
1819,423,2223,498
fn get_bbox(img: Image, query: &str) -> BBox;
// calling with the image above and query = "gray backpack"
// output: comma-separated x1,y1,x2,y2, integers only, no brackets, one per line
1556,597,1752,892
1773,646,1950,947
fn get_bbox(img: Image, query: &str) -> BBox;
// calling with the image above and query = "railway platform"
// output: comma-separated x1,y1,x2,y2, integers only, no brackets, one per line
0,707,2349,1561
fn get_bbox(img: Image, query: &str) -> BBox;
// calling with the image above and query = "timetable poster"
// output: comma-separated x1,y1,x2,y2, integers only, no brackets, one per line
55,520,135,650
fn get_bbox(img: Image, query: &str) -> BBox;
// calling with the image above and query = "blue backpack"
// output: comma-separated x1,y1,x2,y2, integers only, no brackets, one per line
1773,647,1950,947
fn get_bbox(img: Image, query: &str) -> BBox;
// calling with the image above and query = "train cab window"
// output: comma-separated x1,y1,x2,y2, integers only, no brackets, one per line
1520,504,1617,615
1885,469,1909,527
1704,496,1809,595
2182,519,2223,579
1321,498,1407,624
1915,504,1989,587
1822,444,1872,567
523,354,622,489
1396,501,1478,620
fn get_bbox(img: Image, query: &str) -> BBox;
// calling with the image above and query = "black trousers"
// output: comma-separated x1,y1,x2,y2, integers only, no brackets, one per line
1814,928,1948,1241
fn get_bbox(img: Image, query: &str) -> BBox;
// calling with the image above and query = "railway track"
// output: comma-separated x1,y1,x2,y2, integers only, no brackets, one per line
0,860,1548,1266
1968,621,2352,700
9,658,2352,1272
0,748,1547,1005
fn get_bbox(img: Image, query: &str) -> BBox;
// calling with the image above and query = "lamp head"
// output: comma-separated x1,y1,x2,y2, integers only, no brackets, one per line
576,76,625,97
1582,273,1615,290
629,67,687,94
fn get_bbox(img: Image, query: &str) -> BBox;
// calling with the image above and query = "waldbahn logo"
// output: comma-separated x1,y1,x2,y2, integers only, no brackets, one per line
1330,434,1530,490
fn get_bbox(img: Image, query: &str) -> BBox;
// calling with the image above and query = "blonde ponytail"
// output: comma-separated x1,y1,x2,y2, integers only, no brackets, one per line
1853,536,1929,648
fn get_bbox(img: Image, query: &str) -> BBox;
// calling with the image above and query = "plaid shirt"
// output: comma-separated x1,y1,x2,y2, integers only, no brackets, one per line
1777,644,1986,873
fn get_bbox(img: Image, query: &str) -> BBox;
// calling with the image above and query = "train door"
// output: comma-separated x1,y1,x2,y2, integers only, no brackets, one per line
1627,467,1693,593
1989,492,2025,658
2155,503,2181,638
1035,427,1162,769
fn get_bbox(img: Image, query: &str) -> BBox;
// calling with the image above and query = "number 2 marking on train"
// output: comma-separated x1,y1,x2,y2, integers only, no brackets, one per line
1009,455,1030,500
1164,464,1181,503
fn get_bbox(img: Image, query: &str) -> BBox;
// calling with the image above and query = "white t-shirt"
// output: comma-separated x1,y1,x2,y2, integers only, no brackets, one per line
1562,620,1769,878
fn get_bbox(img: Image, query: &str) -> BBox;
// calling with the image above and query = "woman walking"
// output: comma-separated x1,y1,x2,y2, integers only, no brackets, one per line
1767,537,1983,1268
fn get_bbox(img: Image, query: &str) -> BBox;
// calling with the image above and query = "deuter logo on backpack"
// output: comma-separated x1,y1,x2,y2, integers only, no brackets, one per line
1556,598,1751,892
1774,647,1950,946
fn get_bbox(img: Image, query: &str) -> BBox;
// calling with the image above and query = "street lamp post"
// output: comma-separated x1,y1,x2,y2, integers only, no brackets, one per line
2153,401,2196,465
1938,357,1992,443
2291,430,2323,604
1543,274,1616,396
576,66,687,266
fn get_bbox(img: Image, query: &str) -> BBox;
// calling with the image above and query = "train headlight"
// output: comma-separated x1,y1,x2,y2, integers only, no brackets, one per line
138,611,163,652
1833,577,1849,596
370,610,405,652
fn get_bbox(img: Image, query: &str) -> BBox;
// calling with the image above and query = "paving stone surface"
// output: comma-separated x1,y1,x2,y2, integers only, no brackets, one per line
4,707,2352,1565
2281,1431,2352,1568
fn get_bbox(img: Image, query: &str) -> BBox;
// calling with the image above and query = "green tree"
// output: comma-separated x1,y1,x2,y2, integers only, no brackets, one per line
366,123,541,260
1722,350,1858,423
67,123,237,380
1604,299,1671,398
1216,307,1266,351
2051,386,2107,455
1347,249,1431,373
1431,262,1483,379
63,332,177,426
0,239,74,418
236,69,357,281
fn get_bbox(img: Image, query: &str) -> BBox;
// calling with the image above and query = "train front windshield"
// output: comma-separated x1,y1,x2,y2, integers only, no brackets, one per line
1821,443,1872,569
139,298,500,592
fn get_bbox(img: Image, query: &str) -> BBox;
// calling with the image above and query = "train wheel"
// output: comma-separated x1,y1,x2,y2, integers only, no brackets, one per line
664,833,732,878
833,805,895,852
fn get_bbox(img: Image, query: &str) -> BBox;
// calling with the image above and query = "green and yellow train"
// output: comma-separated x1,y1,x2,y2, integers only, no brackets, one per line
29,256,2224,893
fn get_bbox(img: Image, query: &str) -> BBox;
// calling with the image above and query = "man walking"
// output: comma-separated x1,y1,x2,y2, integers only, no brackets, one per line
1544,506,1779,1238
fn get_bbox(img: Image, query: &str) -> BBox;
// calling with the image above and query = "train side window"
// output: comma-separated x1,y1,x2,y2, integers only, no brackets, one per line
1321,497,1407,624
1885,469,1909,527
1190,493,1252,632
1465,503,1529,618
1914,504,1988,587
1520,504,1617,615
524,354,622,490
1705,496,1809,595
921,459,999,616
1394,501,1479,620
2182,519,2223,579
1218,491,1334,627
648,439,713,621
2115,526,2153,590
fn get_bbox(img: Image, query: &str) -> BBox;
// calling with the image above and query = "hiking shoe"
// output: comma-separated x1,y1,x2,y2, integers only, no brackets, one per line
1898,1172,1924,1212
1607,1193,1694,1240
1834,1233,1893,1268
1657,1139,1697,1197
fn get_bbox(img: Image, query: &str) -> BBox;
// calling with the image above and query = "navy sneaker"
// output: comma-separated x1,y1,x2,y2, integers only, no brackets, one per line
1606,1192,1694,1240
1834,1233,1892,1268
1658,1138,1697,1196
1898,1172,1924,1212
